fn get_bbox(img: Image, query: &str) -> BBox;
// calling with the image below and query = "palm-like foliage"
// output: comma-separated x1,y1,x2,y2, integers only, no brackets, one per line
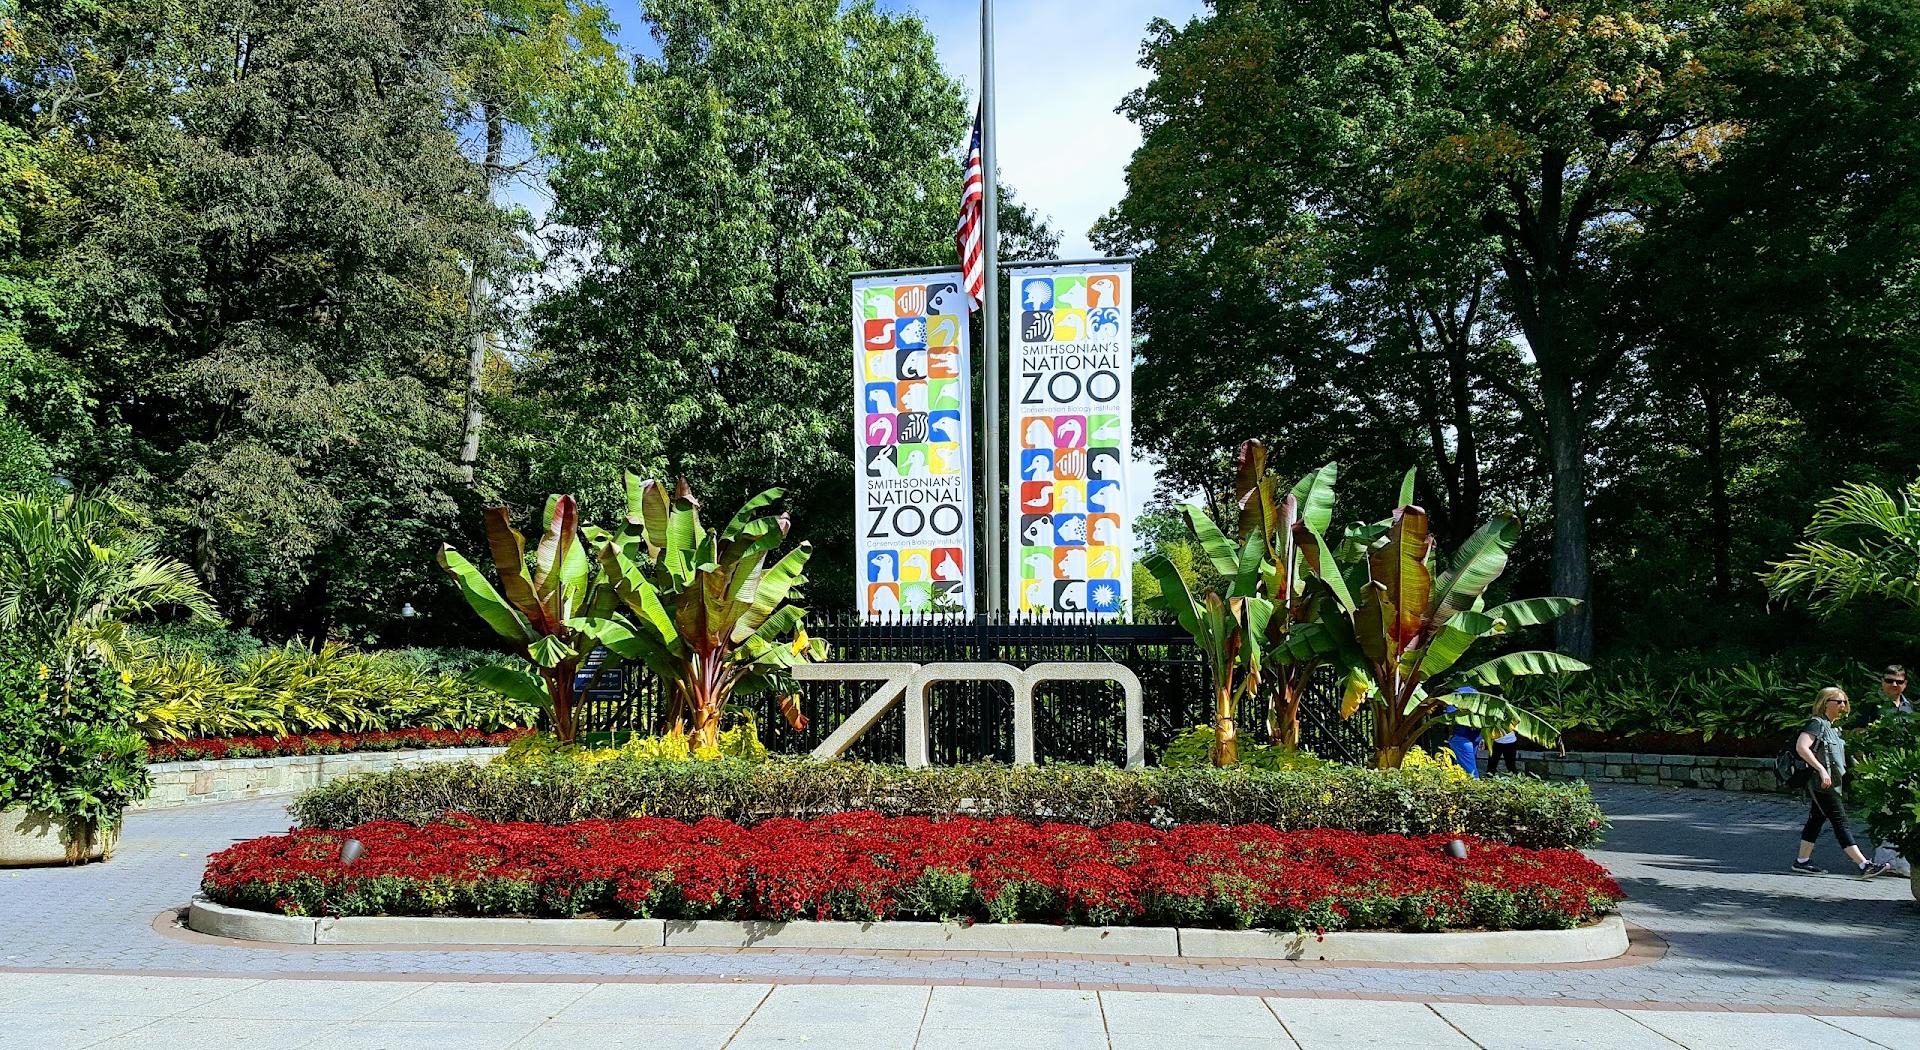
1224,442,1348,750
1141,502,1274,767
438,495,614,742
571,476,823,751
1312,506,1584,767
1764,478,1920,615
0,494,218,665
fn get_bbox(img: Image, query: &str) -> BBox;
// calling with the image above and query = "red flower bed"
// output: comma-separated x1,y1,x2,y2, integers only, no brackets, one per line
149,728,531,763
202,814,1623,933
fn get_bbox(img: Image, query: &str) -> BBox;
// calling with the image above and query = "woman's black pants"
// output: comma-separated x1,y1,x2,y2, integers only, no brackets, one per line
1802,784,1855,850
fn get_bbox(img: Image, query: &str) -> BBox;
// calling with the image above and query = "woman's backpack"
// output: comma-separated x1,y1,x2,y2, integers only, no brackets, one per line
1776,739,1812,790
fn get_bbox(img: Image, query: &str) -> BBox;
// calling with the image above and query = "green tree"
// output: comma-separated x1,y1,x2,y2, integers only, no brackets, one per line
1102,0,1861,657
452,0,618,484
6,0,514,637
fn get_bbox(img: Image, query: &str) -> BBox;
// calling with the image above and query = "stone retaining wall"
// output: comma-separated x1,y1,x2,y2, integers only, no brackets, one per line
1518,749,1778,793
135,747,505,810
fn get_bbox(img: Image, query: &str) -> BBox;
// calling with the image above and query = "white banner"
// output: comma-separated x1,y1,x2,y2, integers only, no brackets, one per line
852,273,975,618
1005,263,1132,618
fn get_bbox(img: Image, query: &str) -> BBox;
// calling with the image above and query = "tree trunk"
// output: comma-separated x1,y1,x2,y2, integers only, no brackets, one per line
1492,150,1598,658
1539,359,1594,658
1270,676,1302,750
459,105,504,484
1212,684,1238,766
1701,380,1733,602
546,665,578,743
1442,318,1482,543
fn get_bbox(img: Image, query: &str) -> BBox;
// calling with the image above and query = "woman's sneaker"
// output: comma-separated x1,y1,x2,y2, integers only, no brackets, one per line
1858,861,1891,879
1792,859,1824,874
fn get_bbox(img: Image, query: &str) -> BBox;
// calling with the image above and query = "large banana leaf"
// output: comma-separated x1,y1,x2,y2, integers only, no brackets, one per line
1415,610,1497,678
1354,581,1396,664
531,495,577,598
466,663,549,709
1445,691,1562,746
1232,439,1273,541
436,547,536,643
1428,514,1519,623
1397,466,1417,508
1295,523,1356,612
480,507,542,622
1457,650,1592,686
631,476,671,555
662,492,703,583
730,543,812,643
1182,503,1241,578
1142,552,1202,641
1369,508,1432,647
570,614,681,684
597,545,678,651
1484,597,1581,629
1241,595,1275,681
1290,462,1338,536
722,488,784,539
1231,530,1265,598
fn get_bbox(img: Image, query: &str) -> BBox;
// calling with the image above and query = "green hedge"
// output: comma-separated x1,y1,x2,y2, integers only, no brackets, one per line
292,758,1607,850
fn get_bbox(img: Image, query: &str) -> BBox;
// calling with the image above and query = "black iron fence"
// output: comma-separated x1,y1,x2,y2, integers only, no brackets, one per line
575,614,1374,766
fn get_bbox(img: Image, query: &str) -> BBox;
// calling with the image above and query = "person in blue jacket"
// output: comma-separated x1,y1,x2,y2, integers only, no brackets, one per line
1445,686,1483,777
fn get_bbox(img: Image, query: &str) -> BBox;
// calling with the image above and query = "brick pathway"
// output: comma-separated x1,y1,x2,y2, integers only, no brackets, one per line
3,784,1914,1013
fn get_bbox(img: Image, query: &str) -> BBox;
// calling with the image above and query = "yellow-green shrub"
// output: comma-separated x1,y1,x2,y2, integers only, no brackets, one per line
132,641,538,740
1160,725,1328,772
497,723,768,767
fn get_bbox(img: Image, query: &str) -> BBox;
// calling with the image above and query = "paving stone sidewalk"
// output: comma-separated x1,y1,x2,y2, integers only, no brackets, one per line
4,973,1919,1050
2,784,1914,1012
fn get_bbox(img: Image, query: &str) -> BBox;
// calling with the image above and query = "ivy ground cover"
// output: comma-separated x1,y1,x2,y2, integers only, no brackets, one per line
203,814,1623,933
149,728,531,763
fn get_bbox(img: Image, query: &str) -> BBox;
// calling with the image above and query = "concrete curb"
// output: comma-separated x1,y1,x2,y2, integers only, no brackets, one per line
186,899,1627,963
1180,915,1628,963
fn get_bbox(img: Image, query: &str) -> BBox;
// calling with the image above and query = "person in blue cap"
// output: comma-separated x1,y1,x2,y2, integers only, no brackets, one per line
1445,686,1483,777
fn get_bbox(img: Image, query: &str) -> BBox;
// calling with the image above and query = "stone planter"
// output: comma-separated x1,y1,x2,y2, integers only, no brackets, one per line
0,805,115,866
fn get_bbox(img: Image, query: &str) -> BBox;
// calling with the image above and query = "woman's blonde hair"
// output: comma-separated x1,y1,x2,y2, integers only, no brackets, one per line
1811,686,1848,715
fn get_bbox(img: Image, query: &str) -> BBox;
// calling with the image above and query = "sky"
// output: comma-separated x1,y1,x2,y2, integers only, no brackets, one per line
594,0,1207,256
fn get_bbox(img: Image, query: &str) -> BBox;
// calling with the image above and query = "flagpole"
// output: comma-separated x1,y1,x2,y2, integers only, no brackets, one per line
979,0,1003,614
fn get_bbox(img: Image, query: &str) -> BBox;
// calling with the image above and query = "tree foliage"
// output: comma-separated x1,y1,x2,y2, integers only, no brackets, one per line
1104,0,1918,663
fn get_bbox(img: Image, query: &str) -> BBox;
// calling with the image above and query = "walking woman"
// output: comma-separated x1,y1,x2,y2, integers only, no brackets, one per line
1793,687,1891,878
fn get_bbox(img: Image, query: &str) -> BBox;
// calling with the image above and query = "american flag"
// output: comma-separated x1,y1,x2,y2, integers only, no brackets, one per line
954,107,986,310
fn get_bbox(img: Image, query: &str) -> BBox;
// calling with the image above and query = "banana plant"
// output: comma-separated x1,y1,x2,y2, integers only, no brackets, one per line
1215,441,1352,749
437,495,612,743
1142,500,1273,766
1318,505,1587,768
570,476,825,752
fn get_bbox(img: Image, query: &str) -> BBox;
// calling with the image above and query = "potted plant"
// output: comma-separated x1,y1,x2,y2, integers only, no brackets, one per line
0,650,152,865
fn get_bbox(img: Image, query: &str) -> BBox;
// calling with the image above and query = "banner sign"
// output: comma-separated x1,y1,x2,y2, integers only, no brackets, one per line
852,272,975,618
1005,263,1133,618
